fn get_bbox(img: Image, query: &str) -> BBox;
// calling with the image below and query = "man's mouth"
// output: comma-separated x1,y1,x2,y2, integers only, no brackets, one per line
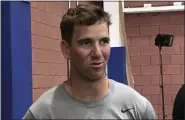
89,62,104,68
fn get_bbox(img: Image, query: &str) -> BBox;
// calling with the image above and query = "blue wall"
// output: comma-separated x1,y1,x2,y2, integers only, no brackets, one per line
108,47,126,84
2,1,32,119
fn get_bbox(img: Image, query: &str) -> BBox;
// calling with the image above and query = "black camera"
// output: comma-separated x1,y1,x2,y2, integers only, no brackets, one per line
155,34,174,47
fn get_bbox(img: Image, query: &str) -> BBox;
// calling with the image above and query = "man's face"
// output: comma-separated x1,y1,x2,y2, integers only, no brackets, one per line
70,22,110,81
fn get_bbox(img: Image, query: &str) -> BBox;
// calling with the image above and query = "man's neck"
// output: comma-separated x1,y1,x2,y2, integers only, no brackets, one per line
64,75,109,102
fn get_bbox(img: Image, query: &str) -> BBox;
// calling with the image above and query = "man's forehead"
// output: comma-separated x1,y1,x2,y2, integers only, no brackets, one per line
72,23,109,41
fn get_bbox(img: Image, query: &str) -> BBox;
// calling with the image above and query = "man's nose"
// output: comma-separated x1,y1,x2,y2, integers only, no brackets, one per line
91,42,102,58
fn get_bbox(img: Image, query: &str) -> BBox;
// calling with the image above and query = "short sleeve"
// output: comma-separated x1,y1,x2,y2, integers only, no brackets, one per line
22,109,36,119
142,100,158,119
22,94,52,119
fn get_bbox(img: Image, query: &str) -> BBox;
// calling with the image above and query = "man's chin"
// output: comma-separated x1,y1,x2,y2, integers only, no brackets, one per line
88,72,106,81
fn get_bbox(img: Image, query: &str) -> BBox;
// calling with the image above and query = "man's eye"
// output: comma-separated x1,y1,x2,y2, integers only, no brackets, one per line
82,40,92,46
83,41,91,45
100,39,109,44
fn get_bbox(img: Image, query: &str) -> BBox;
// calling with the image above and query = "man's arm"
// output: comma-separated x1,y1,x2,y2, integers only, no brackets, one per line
22,97,51,119
142,100,158,119
22,109,36,119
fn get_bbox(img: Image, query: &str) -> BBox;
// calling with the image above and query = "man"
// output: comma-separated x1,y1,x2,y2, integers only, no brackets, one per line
173,84,185,120
23,4,157,119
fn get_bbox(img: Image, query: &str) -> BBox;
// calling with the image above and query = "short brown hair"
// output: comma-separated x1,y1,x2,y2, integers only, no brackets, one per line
60,4,111,45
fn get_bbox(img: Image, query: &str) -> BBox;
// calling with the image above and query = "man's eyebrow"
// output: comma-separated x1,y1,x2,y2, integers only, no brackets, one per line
100,37,110,41
78,37,110,42
77,37,93,42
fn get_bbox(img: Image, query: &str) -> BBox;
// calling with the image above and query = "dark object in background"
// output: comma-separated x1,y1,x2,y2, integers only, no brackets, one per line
155,34,174,47
173,84,185,120
155,33,174,120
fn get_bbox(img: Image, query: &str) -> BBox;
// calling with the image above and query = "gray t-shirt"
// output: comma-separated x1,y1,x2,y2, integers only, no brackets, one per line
23,79,157,119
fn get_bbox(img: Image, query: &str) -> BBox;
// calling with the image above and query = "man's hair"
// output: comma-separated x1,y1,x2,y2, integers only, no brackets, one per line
60,4,112,45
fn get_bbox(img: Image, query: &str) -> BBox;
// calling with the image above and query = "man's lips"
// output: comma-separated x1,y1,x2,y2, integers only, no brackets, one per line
89,62,104,68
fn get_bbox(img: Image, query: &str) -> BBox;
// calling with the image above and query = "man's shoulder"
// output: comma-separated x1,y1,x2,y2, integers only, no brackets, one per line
110,79,148,110
110,79,157,119
33,83,65,104
110,79,143,99
28,83,64,118
30,86,57,109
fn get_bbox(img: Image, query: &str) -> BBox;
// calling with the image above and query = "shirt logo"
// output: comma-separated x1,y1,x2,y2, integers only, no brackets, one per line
121,108,133,113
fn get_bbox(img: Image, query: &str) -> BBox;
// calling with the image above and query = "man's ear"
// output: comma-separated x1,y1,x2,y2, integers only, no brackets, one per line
60,40,71,59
